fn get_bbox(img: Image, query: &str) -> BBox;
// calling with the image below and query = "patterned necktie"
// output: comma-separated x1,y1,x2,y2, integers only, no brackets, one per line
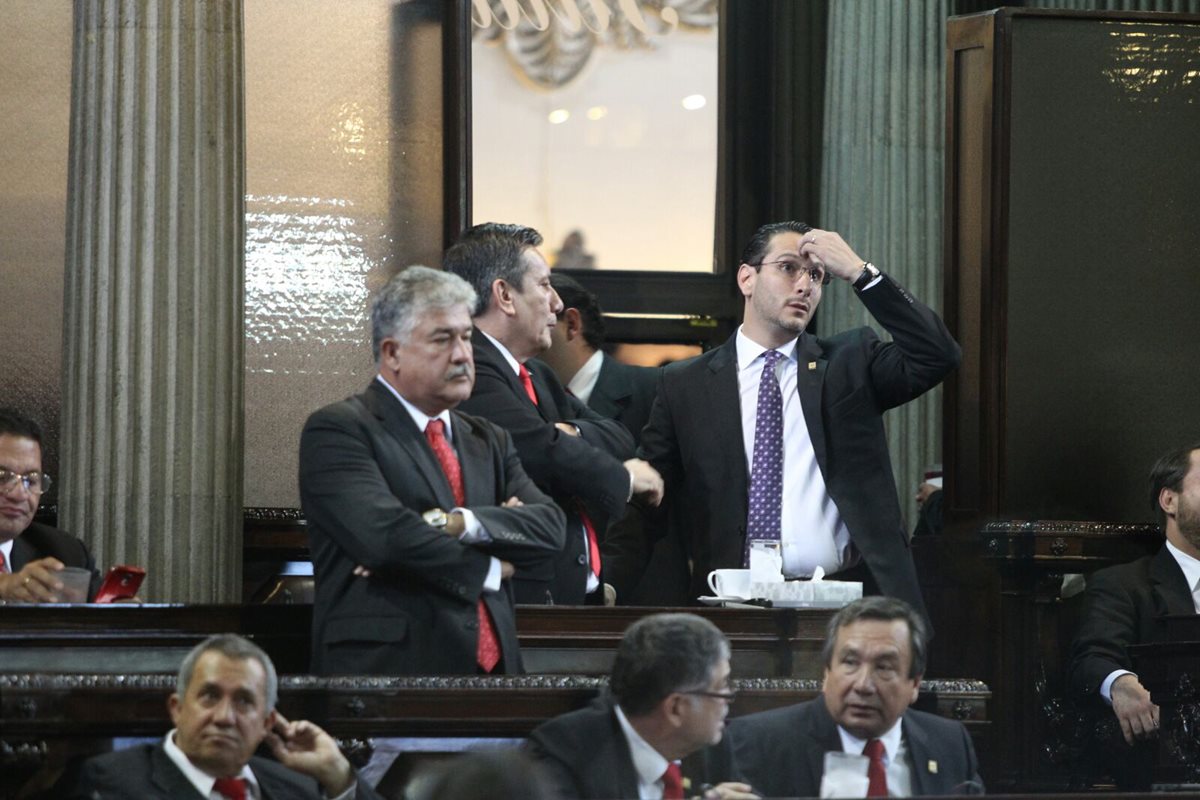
518,363,539,405
745,349,784,565
661,762,684,800
425,419,501,672
213,776,247,800
864,738,889,798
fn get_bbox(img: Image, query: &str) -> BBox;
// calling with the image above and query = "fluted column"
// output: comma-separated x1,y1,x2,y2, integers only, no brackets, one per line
61,0,244,602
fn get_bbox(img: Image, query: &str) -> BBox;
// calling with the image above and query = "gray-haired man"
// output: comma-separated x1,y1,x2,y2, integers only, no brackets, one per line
299,266,565,675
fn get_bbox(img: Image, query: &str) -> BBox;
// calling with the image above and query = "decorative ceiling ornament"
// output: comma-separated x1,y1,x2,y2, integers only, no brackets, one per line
473,0,718,91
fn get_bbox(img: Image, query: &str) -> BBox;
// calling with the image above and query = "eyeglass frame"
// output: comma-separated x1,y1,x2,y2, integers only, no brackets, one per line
680,687,738,702
753,258,832,286
0,468,52,495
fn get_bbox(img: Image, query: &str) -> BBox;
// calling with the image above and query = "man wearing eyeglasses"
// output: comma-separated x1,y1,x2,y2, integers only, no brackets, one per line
525,613,756,799
0,408,100,602
640,222,960,617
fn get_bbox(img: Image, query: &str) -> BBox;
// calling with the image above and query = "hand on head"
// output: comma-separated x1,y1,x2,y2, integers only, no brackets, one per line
264,712,355,796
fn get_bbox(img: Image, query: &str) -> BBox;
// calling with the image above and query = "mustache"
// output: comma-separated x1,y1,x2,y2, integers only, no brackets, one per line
445,364,473,380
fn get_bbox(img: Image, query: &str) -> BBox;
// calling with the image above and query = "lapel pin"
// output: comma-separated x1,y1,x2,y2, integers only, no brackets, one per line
808,361,817,371
928,760,938,774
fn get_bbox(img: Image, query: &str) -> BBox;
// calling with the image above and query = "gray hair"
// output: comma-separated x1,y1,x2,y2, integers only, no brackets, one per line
821,596,928,679
610,613,730,716
370,266,477,361
176,634,279,710
443,225,541,317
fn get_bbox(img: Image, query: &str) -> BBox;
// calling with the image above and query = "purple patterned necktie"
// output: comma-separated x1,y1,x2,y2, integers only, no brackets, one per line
745,349,784,565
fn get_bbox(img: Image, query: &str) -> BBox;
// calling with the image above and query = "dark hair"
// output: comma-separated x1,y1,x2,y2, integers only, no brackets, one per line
610,613,730,716
549,273,606,351
460,222,544,248
821,596,928,679
1150,442,1200,529
443,233,534,317
176,634,278,710
0,408,44,446
406,751,554,800
740,221,813,267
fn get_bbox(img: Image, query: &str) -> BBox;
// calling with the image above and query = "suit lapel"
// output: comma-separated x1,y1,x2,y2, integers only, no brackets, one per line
524,359,557,423
362,380,457,509
150,744,208,799
707,337,749,509
474,330,550,422
589,356,631,418
803,698,845,792
1152,545,1195,616
10,535,35,572
902,712,944,796
794,333,829,470
452,412,493,506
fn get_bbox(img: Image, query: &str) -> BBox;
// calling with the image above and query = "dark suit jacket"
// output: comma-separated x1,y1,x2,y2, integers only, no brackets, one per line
1068,544,1192,699
525,696,735,800
458,331,635,604
299,380,566,675
69,742,382,799
588,353,660,446
727,697,982,798
639,274,961,615
12,520,101,601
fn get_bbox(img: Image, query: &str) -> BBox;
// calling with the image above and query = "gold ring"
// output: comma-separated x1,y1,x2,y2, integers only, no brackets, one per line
23,576,31,586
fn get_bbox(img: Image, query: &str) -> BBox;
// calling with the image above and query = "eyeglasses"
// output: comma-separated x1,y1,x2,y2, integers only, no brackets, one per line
0,468,52,495
757,259,831,286
682,687,738,702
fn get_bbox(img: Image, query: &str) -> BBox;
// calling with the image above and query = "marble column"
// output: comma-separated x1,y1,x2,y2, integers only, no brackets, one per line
60,0,244,602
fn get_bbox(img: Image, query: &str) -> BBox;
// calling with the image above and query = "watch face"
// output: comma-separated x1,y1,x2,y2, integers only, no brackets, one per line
422,509,448,528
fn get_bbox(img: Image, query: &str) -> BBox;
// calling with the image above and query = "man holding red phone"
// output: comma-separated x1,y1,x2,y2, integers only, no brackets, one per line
0,408,101,603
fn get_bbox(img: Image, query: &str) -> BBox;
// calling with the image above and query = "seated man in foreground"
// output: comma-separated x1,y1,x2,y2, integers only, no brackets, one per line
0,408,100,602
71,634,382,799
727,596,982,797
1068,441,1200,784
526,612,755,800
300,266,565,675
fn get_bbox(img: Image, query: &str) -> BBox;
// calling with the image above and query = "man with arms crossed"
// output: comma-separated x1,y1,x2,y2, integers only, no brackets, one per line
640,222,960,613
727,597,982,797
300,267,564,675
72,634,382,799
526,613,755,799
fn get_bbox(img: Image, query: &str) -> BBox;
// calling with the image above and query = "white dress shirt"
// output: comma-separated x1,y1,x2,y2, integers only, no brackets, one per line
1100,540,1200,702
614,704,676,799
375,374,501,593
568,349,605,405
836,719,914,797
479,330,600,594
735,329,853,578
0,539,13,572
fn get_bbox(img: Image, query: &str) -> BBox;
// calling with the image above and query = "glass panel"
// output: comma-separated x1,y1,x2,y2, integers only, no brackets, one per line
471,1,718,272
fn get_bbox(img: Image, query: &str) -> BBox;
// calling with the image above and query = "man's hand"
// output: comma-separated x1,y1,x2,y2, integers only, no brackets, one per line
554,422,581,437
625,458,664,506
500,560,515,580
264,713,355,796
698,782,760,800
797,228,866,283
1111,673,1159,745
915,482,940,507
501,496,524,508
0,557,66,603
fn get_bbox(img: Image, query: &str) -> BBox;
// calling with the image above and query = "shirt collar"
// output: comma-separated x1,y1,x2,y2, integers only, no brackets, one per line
1166,540,1200,599
568,349,605,404
374,374,454,441
0,539,13,572
837,716,905,765
613,704,673,790
735,326,798,371
163,729,260,799
480,329,523,376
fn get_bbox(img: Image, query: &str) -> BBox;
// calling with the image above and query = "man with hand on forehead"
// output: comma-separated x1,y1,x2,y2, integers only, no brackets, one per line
639,223,960,617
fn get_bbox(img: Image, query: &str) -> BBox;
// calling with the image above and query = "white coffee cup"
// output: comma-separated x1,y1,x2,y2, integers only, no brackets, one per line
707,568,752,599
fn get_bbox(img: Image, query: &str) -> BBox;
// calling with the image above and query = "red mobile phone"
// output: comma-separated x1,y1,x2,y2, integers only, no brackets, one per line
93,565,146,603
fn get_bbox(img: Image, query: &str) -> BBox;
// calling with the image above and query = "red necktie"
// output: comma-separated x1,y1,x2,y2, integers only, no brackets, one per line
518,363,538,405
864,738,889,798
0,550,7,573
425,419,501,672
577,501,602,579
213,776,247,800
661,763,684,799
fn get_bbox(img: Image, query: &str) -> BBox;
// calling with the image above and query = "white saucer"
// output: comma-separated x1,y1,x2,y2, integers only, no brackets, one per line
697,595,748,606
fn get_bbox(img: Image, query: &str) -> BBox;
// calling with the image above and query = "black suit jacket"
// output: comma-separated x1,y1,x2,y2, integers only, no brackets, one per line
525,696,735,800
1068,544,1193,699
727,697,982,798
69,742,383,799
299,380,566,675
12,521,101,601
639,274,960,614
458,331,635,604
588,354,660,446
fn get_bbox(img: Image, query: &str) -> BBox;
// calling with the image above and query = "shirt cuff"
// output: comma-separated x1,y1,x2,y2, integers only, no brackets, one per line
1101,669,1135,704
860,274,884,291
454,508,492,544
482,556,502,593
